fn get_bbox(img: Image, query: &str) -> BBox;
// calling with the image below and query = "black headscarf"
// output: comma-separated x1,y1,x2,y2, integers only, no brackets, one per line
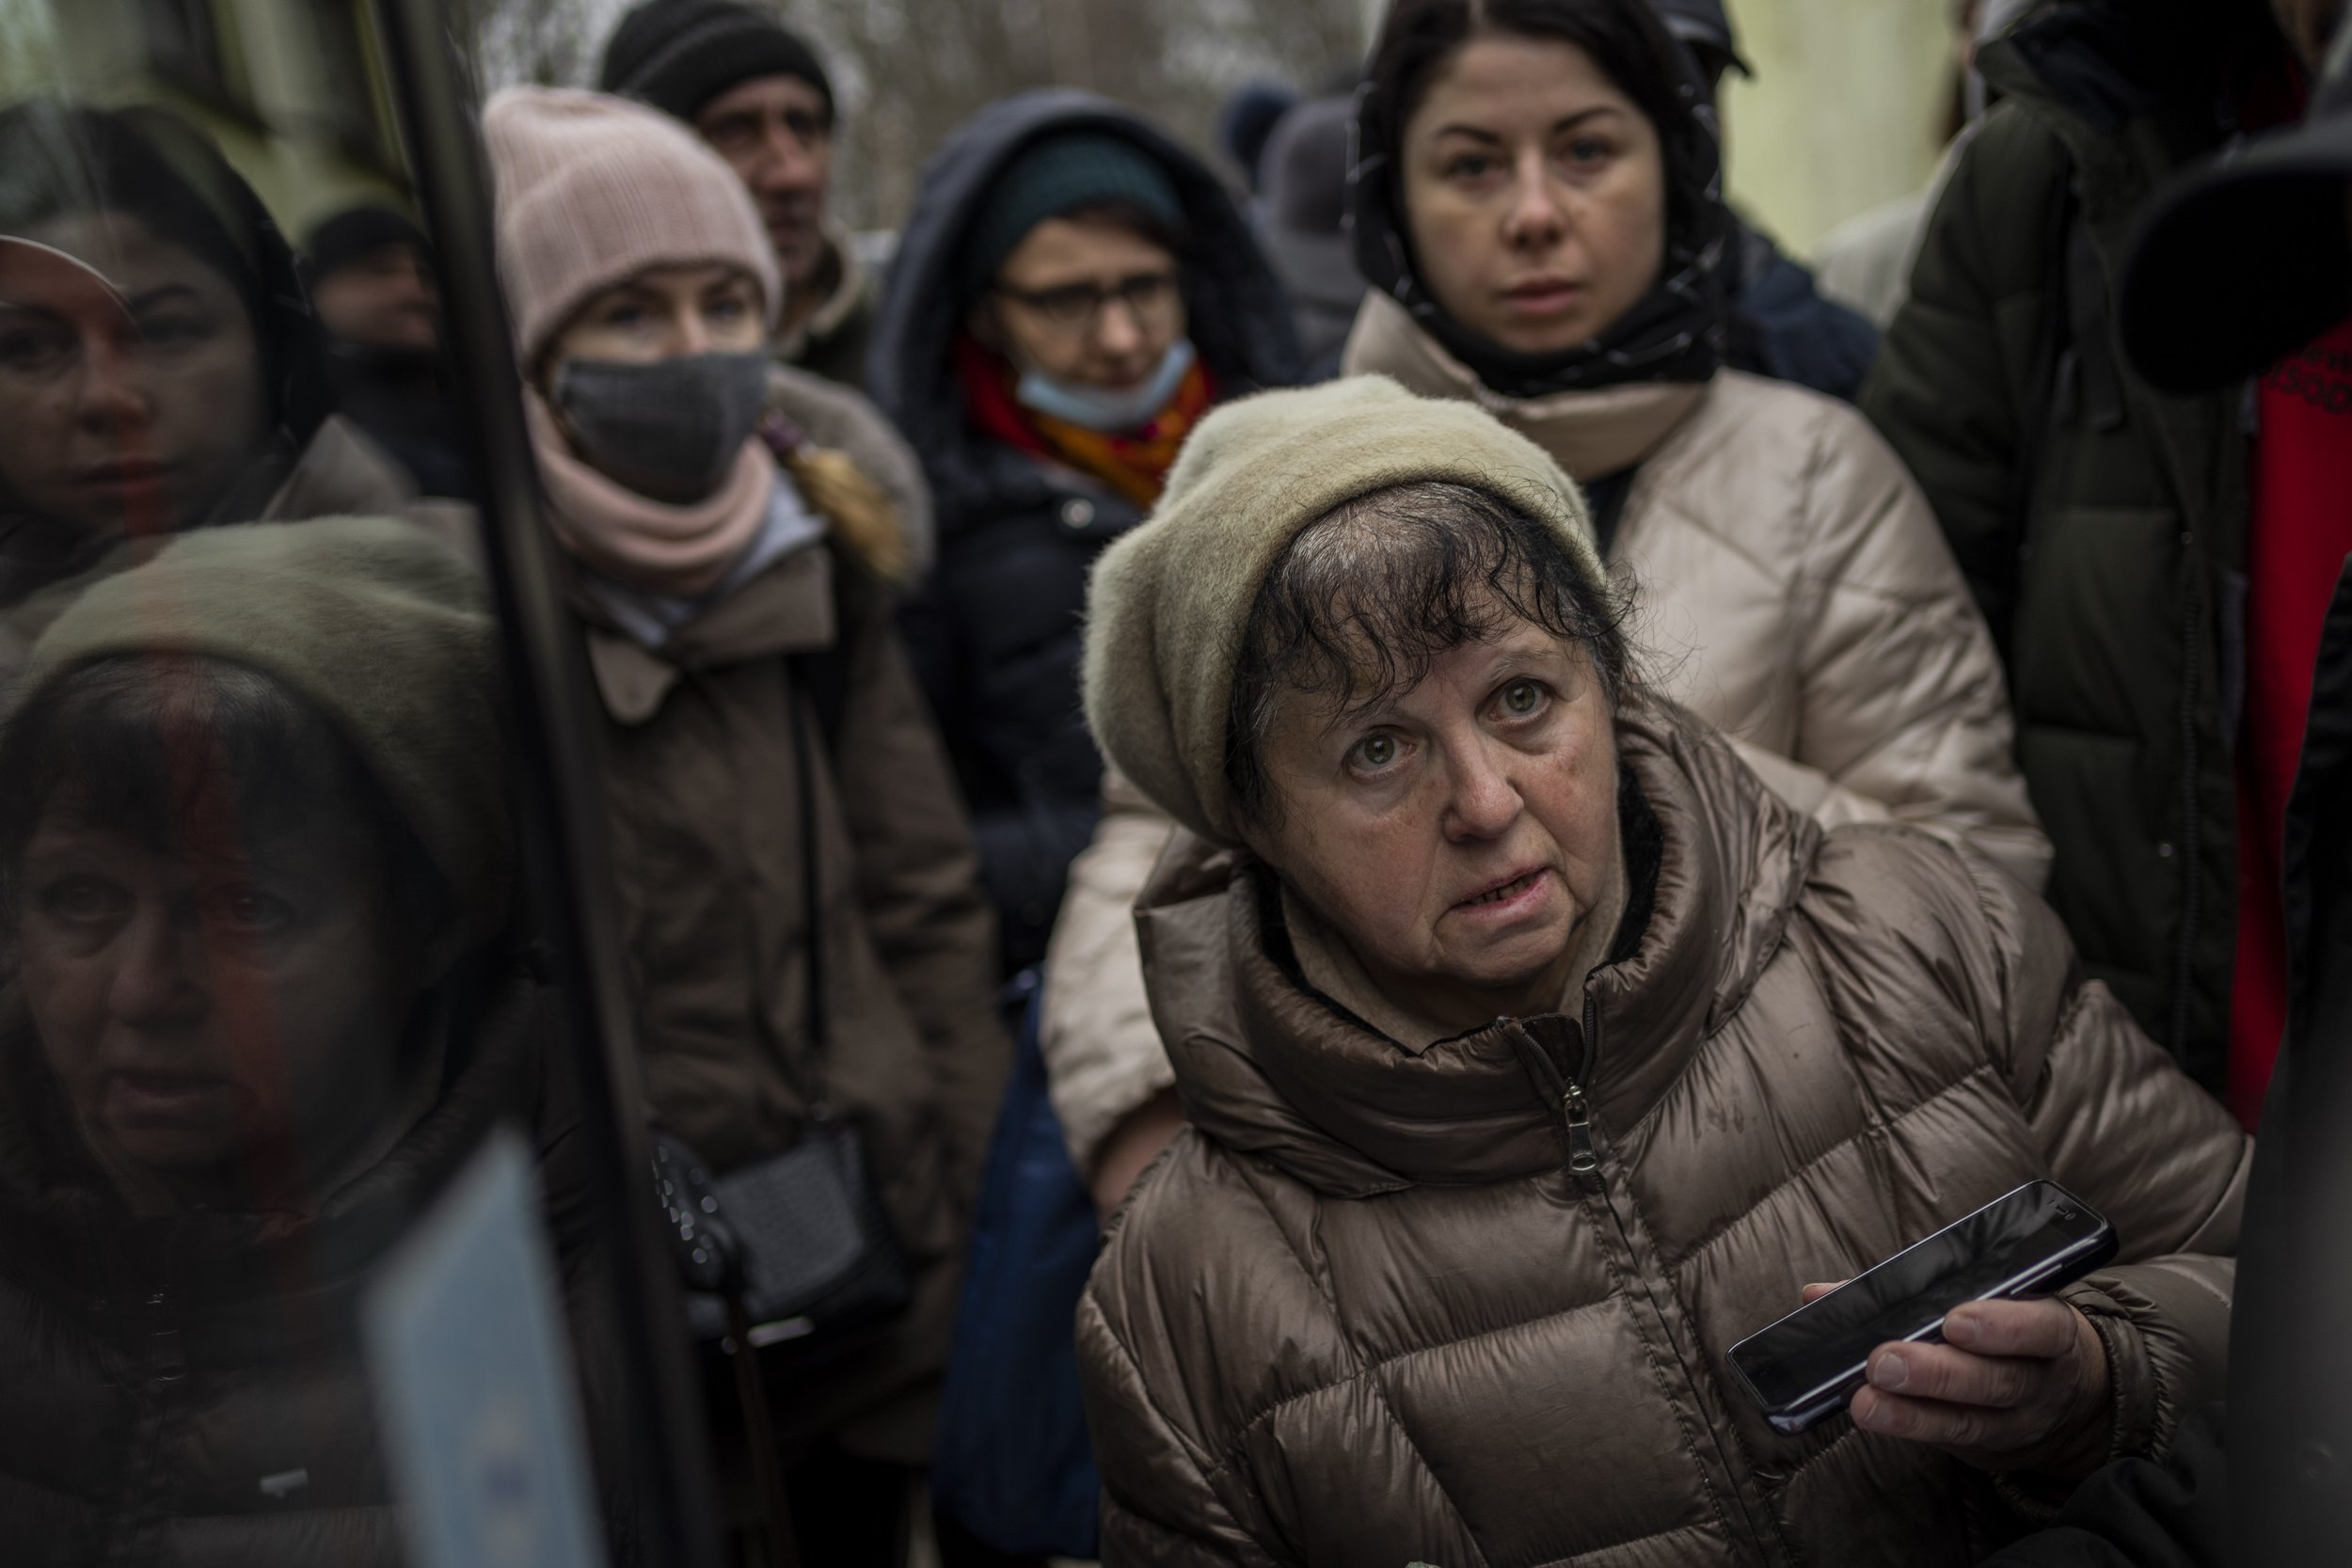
1348,0,1736,400
0,101,333,452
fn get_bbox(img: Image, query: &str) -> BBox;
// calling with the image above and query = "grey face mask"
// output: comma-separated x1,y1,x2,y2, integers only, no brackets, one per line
551,351,771,503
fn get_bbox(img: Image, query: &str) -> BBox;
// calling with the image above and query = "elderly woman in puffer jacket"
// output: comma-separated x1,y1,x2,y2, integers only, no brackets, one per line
1043,0,2047,1213
1071,377,2246,1568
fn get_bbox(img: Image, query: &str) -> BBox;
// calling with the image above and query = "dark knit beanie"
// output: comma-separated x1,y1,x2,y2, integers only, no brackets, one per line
305,204,430,282
598,0,835,125
961,132,1185,299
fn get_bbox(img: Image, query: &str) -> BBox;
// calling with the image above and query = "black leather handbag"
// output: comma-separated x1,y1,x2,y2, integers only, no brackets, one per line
648,677,912,1365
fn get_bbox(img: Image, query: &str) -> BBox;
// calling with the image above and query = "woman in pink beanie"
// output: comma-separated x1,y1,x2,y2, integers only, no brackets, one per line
482,86,1010,1568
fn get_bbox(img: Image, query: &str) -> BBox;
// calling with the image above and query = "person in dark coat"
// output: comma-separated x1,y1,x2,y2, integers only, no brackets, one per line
1255,95,1365,377
1214,78,1301,196
868,88,1302,974
304,204,475,500
1979,16,2352,1563
1861,0,2321,1122
0,517,622,1566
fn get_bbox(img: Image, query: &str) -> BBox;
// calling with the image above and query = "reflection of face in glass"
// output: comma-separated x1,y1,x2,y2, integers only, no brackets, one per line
982,215,1186,392
310,242,440,356
6,659,433,1214
0,213,270,540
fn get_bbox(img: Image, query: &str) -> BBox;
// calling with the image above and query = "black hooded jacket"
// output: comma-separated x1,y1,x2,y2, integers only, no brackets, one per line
1979,564,2352,1568
868,89,1301,974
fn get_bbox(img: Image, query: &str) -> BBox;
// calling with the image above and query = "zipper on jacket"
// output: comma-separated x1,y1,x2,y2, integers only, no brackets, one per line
1561,1081,1597,1173
1564,987,1783,1568
1561,989,1603,1173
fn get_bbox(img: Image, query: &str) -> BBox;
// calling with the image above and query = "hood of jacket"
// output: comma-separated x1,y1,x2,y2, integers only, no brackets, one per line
867,88,1304,530
1131,693,1813,1197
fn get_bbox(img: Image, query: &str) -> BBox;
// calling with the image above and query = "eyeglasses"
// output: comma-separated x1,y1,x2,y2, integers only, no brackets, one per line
993,270,1181,333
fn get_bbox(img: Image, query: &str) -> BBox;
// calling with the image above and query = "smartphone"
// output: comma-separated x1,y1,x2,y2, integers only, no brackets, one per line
1726,1180,2118,1434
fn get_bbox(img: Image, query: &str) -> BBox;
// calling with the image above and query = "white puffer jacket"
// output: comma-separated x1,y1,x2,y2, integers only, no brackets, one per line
1041,293,2046,1178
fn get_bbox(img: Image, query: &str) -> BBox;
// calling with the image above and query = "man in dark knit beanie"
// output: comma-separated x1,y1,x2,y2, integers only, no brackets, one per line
598,0,876,390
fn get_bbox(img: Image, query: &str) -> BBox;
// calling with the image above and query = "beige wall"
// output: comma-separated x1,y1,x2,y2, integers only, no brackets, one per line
1718,0,1962,257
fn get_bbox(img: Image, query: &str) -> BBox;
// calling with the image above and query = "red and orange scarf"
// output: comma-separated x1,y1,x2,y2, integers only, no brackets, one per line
957,334,1216,509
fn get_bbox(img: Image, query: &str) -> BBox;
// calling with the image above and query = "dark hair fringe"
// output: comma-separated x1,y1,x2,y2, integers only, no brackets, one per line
1222,480,1636,826
0,655,448,942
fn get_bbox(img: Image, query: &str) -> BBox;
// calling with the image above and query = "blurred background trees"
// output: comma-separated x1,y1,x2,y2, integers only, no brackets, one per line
453,0,1963,254
458,0,1366,229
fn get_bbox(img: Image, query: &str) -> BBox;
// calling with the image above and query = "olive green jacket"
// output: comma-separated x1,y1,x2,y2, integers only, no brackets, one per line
1862,13,2256,1091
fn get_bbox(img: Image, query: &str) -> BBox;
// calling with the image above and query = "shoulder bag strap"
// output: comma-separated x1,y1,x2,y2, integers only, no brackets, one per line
787,673,832,1119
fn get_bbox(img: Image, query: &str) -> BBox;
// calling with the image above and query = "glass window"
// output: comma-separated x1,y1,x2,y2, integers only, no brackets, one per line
0,4,718,1564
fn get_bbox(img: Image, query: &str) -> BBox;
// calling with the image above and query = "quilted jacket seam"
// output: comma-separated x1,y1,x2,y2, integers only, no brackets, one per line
1523,1516,1730,1567
1778,1410,1867,1482
1202,1292,1624,1485
1575,1176,1758,1562
1359,1363,1493,1568
1661,1062,1997,1273
1086,1290,1230,1493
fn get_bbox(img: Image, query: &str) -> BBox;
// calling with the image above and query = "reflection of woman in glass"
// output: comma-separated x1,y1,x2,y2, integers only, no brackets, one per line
0,104,421,673
0,518,600,1561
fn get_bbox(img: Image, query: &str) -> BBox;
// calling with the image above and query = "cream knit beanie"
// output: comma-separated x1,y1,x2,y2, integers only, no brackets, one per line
483,86,782,365
1082,375,1609,848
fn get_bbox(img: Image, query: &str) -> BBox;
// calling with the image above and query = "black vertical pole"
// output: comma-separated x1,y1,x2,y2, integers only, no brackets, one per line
359,5,723,1564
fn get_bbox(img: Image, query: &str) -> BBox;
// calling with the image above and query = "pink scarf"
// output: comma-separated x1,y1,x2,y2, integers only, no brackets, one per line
525,390,773,596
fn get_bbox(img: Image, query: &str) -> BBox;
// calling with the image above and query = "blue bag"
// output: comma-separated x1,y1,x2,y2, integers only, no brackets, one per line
930,973,1103,1558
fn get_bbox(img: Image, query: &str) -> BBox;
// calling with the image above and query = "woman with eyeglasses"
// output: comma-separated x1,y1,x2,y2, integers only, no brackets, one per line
869,89,1303,976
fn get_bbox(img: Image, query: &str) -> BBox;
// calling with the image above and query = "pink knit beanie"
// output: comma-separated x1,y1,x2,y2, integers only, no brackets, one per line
483,86,782,365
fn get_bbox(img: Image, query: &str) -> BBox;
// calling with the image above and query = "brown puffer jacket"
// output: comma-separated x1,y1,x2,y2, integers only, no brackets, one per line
1076,697,2246,1567
577,407,1003,1464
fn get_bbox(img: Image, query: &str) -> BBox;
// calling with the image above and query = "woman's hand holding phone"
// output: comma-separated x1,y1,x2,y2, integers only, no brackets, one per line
1797,1283,2114,1480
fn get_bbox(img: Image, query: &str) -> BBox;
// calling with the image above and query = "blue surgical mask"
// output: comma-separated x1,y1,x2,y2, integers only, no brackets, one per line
1015,338,1197,433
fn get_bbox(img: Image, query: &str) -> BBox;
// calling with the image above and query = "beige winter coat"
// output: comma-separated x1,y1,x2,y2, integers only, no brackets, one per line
1077,696,2244,1567
1041,297,2047,1177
